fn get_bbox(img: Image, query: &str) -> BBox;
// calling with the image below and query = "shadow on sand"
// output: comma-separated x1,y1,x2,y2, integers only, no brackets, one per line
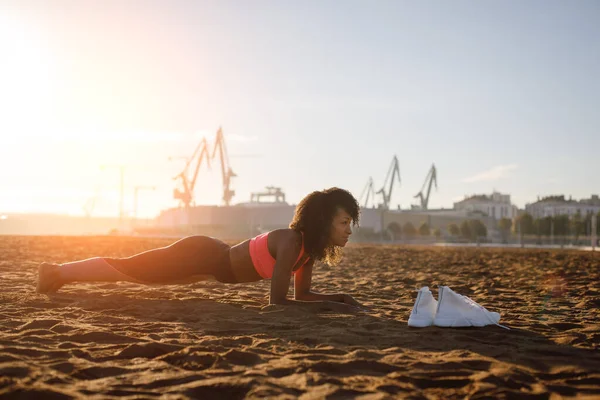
42,290,600,375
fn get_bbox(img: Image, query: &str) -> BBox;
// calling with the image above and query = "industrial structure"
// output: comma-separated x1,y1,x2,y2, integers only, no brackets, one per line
82,186,101,218
359,177,376,209
250,186,286,204
211,127,237,206
39,124,596,243
155,128,291,236
412,164,437,210
172,137,211,211
153,137,500,241
454,191,518,220
360,159,438,212
171,127,237,210
376,155,401,210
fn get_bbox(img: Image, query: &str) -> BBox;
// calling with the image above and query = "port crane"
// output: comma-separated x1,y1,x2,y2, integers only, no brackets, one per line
376,155,401,210
172,137,211,210
251,186,286,203
359,177,376,208
211,127,237,206
413,164,437,210
83,186,101,218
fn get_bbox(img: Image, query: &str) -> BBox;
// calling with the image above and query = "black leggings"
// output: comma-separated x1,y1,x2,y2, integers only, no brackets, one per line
105,236,238,284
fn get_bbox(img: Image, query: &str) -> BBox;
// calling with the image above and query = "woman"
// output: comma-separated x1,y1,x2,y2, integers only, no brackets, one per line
37,187,368,313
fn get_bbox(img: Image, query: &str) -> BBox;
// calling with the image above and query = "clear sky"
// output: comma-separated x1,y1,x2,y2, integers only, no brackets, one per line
1,0,599,218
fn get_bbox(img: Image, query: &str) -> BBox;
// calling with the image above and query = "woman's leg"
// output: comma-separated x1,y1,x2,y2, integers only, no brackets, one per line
104,235,234,284
37,258,143,293
62,257,139,282
37,236,232,293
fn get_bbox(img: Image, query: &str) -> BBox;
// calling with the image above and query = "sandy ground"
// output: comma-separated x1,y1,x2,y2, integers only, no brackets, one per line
1,235,599,399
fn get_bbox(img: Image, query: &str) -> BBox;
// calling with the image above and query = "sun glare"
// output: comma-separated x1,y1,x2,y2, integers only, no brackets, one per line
0,14,56,138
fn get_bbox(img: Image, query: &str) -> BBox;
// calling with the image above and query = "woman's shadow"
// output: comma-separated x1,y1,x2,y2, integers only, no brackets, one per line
44,288,600,376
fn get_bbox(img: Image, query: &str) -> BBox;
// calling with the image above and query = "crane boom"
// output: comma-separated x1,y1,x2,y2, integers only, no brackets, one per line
172,137,211,209
413,164,437,209
359,177,375,208
211,127,237,206
189,138,211,194
376,155,401,210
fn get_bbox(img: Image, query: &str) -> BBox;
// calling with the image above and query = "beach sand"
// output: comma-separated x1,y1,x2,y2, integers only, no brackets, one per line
1,235,599,399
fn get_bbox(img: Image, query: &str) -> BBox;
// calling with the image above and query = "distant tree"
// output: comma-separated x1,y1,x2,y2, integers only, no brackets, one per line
514,213,535,235
448,223,460,237
460,220,472,240
498,218,512,243
387,222,402,239
470,219,487,239
553,215,569,236
418,222,430,236
571,211,584,241
433,227,442,239
498,218,512,232
584,212,594,237
597,211,600,235
403,222,417,237
535,216,552,236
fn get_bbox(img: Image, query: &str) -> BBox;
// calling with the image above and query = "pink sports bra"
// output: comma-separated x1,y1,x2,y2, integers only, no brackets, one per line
249,231,310,279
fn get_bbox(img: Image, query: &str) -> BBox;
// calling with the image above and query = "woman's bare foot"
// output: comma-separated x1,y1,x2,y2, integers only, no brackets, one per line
37,263,65,293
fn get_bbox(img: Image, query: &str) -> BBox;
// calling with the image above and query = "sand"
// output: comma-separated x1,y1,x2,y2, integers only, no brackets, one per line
1,235,599,399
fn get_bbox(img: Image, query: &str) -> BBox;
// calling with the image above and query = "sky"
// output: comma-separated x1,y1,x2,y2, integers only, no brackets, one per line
1,0,599,218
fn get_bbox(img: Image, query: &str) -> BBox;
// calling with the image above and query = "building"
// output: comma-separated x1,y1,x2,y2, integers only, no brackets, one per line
155,202,386,239
525,195,600,218
153,203,295,239
453,192,518,220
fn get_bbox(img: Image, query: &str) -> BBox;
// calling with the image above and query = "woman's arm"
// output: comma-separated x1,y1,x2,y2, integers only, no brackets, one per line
293,260,341,302
269,231,360,312
269,230,303,305
293,259,369,309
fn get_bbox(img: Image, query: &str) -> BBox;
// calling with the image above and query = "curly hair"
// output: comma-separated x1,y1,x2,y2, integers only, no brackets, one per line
289,187,360,266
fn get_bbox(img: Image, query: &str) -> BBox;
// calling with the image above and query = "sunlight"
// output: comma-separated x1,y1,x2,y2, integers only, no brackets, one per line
0,14,56,136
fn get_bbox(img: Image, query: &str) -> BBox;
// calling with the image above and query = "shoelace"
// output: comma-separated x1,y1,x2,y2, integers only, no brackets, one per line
411,288,425,313
461,294,511,330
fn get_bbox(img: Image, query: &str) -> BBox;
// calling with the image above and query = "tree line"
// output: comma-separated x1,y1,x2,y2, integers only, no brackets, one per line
387,219,488,242
384,209,600,243
505,210,600,239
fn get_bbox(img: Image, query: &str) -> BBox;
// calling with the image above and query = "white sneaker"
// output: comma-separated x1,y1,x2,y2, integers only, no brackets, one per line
408,286,438,327
433,286,509,329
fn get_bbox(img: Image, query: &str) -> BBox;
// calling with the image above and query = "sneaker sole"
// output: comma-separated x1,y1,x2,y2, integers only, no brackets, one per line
408,314,434,328
433,315,476,327
434,315,498,328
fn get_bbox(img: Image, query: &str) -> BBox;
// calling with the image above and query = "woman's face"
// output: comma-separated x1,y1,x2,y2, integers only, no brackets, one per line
329,208,353,246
